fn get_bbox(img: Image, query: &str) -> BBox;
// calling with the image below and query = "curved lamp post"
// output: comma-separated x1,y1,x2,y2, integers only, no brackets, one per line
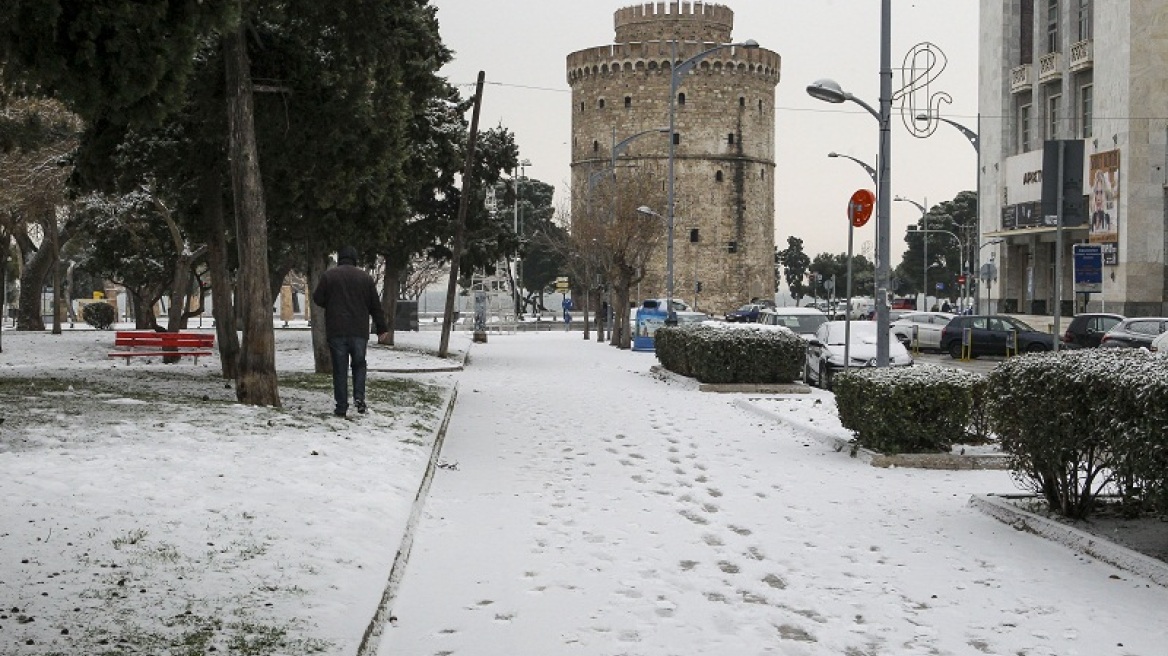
906,223,967,307
806,3,892,366
667,38,759,325
894,196,929,307
916,112,983,312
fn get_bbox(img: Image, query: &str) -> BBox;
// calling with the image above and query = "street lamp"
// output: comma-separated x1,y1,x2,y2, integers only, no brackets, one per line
827,151,877,373
916,112,982,311
513,158,531,318
894,196,929,308
806,0,892,366
906,223,967,308
978,238,1003,314
667,38,759,325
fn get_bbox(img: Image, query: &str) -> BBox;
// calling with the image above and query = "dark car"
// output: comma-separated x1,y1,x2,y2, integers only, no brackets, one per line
724,303,765,323
1099,317,1168,349
1062,313,1125,349
940,315,1054,358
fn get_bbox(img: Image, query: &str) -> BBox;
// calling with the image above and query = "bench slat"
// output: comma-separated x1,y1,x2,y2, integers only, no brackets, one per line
109,331,216,364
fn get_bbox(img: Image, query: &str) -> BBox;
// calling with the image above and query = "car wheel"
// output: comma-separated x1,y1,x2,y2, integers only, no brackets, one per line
948,341,963,359
1026,342,1049,353
804,361,814,386
820,363,833,391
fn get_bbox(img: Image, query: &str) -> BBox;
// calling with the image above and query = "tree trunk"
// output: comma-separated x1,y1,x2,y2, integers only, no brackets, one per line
225,22,280,407
382,252,406,346
50,220,62,334
0,231,8,351
308,251,331,374
16,236,56,331
613,276,632,350
202,169,239,380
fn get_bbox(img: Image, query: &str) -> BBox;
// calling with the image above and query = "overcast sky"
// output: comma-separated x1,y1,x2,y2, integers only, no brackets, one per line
428,0,980,260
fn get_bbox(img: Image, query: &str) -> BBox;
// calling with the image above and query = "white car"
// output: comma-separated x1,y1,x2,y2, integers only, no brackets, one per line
804,320,913,390
1151,330,1168,354
757,307,828,340
890,312,956,351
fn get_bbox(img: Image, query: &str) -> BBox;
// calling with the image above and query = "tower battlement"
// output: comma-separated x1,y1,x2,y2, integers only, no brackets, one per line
614,2,734,44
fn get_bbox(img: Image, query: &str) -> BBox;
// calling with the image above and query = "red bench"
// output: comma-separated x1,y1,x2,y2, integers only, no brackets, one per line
108,331,216,365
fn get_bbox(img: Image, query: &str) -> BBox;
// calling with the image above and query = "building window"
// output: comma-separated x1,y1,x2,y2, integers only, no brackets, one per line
1047,92,1062,139
1020,103,1032,152
760,168,765,180
678,92,686,106
598,98,605,109
624,96,631,108
1020,0,1034,65
1080,84,1093,138
1047,0,1060,54
715,170,724,182
758,99,764,113
739,96,746,107
580,101,585,112
1077,0,1091,40
593,140,599,153
727,133,736,145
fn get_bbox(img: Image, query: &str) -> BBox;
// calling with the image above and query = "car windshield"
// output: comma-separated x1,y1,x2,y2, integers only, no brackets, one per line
736,305,755,312
826,321,877,344
1007,318,1035,331
772,314,826,333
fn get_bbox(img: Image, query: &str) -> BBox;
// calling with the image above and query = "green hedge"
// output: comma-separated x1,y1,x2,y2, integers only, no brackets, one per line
654,324,806,384
988,349,1168,519
833,364,980,454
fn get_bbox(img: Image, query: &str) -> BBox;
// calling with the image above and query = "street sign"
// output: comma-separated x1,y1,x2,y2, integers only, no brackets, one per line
935,282,944,291
848,189,876,228
957,274,967,285
1073,244,1103,293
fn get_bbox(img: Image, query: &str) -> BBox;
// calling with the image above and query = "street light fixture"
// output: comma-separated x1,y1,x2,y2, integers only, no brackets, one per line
806,0,892,366
906,223,967,308
894,196,929,308
667,38,759,325
827,151,878,374
915,112,983,311
828,152,877,186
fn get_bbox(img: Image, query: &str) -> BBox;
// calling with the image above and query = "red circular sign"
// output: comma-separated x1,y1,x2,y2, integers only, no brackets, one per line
848,189,876,228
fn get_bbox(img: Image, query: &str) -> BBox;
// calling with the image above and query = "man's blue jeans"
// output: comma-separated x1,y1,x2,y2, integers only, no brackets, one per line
327,335,368,414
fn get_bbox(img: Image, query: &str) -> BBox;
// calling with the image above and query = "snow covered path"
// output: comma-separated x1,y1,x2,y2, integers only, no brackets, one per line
379,332,1168,656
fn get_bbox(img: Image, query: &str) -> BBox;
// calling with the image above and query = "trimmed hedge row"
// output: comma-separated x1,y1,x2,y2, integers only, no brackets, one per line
654,324,806,384
833,364,980,454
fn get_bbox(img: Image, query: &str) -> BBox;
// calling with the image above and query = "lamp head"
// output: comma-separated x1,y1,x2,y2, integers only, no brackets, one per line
636,206,656,216
806,78,847,104
893,195,907,202
828,152,840,158
741,39,760,49
914,113,930,122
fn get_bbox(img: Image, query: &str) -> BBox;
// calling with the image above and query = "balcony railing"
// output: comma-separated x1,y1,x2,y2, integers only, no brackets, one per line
1010,64,1033,93
1069,39,1093,71
1038,52,1062,82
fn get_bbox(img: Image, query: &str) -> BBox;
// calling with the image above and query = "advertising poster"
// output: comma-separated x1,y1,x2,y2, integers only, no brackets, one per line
1089,149,1120,264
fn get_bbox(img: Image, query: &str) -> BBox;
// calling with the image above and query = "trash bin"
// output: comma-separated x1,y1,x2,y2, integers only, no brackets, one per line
395,300,419,332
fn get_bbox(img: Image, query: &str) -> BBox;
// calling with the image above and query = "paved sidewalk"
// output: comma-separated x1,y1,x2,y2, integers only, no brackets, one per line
377,332,1168,656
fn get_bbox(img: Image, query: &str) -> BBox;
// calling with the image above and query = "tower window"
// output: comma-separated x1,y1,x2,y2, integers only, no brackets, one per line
678,92,686,105
739,96,746,107
580,101,585,112
758,99,763,112
593,140,599,152
598,98,605,109
715,170,724,182
727,133,736,145
624,96,631,108
761,168,766,180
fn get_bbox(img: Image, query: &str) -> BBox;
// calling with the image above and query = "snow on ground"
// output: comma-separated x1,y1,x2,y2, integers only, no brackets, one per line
2,326,1167,656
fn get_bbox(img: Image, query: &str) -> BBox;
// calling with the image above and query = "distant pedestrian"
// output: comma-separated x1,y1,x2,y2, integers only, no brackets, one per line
312,246,389,417
562,297,572,331
941,301,952,313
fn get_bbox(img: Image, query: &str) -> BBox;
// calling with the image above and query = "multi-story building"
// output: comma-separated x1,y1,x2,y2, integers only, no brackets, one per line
566,2,781,314
980,0,1167,316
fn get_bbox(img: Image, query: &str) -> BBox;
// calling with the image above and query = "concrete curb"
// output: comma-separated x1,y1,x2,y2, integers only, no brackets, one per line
970,494,1168,588
648,365,811,394
735,398,1011,470
356,381,460,656
368,342,472,374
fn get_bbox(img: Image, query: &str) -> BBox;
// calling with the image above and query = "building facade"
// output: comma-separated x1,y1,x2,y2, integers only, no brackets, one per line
980,0,1168,317
567,2,781,314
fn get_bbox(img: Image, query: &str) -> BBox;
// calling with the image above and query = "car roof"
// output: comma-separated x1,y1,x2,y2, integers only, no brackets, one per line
759,307,826,316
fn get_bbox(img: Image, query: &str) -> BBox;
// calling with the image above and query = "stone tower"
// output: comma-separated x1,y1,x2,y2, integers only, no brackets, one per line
567,2,781,315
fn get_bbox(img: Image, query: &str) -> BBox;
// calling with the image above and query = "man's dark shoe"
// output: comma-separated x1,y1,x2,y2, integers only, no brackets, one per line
334,407,347,417
355,400,367,414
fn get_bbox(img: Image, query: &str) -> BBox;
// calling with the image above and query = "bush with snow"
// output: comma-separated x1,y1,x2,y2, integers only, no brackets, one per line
81,301,117,330
988,349,1168,519
833,364,981,454
654,323,805,384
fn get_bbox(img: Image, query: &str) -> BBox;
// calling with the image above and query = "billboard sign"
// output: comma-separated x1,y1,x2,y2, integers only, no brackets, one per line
1073,244,1104,294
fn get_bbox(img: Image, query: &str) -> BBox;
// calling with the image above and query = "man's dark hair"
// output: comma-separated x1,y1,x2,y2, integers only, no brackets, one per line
338,245,359,265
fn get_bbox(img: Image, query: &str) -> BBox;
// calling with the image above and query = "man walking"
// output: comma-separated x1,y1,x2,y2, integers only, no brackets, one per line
312,246,389,417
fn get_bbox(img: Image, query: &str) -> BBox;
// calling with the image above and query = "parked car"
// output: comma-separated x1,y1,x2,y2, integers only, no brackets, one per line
940,315,1054,358
757,307,828,340
724,303,766,323
1151,330,1168,353
804,320,913,390
890,312,956,351
1061,313,1125,349
1099,317,1168,349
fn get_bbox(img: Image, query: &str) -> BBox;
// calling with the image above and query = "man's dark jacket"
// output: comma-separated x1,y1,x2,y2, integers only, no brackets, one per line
312,262,389,338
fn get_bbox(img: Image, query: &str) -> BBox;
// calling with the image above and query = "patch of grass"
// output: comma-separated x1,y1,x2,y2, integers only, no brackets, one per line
112,528,149,550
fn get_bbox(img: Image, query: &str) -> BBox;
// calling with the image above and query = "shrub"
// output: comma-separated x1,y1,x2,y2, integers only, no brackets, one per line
654,324,805,384
82,301,117,330
987,349,1168,519
834,364,980,454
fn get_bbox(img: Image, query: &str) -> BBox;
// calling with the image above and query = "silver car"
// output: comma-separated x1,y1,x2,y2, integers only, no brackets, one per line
890,312,955,352
805,320,914,389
